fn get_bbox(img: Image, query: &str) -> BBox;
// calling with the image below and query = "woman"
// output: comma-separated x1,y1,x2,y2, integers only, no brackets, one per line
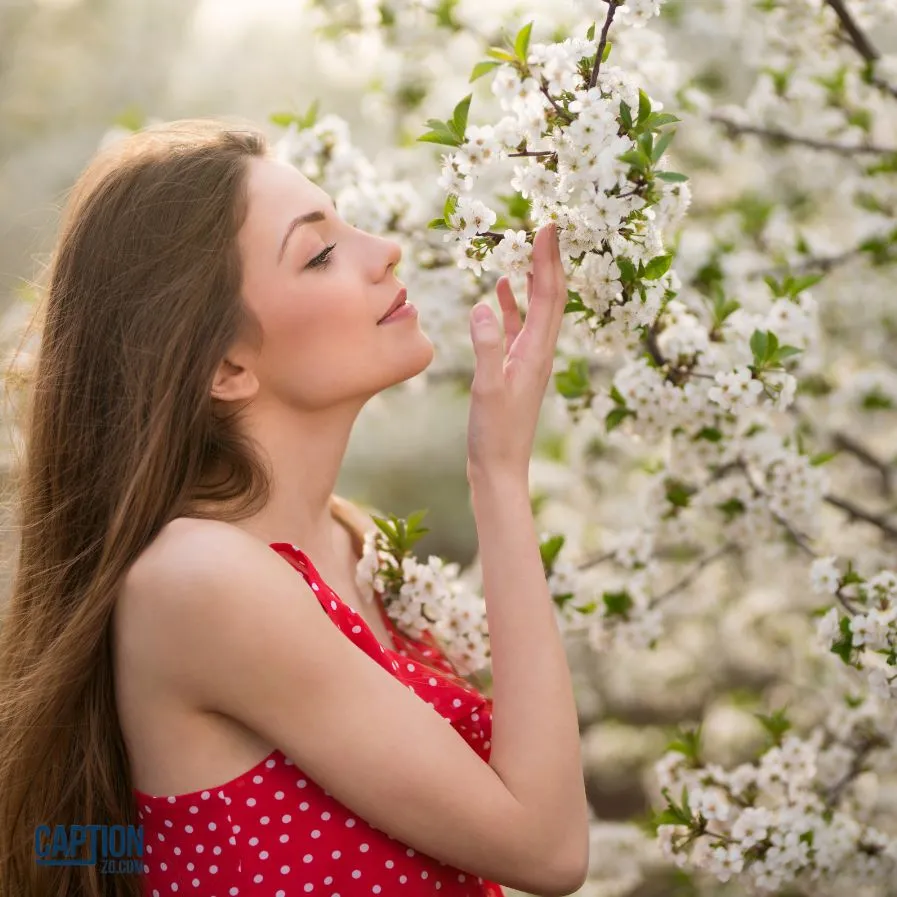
0,119,589,897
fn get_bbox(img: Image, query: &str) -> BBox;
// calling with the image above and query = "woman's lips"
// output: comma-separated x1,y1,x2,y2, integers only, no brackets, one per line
378,301,418,324
377,288,408,324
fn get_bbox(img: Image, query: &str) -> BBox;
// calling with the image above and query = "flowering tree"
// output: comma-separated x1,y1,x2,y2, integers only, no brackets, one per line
3,0,897,894
287,1,897,893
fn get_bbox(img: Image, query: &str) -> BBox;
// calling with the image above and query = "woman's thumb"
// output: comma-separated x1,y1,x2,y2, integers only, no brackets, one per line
470,303,502,386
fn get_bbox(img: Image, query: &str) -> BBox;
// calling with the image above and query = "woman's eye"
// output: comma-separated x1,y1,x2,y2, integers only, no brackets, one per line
307,243,336,269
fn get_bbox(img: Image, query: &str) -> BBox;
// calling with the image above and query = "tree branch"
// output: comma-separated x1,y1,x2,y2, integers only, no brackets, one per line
539,79,572,123
649,543,738,608
831,431,893,497
710,114,897,157
825,0,878,62
824,0,897,99
588,1,619,90
824,733,888,808
823,493,897,541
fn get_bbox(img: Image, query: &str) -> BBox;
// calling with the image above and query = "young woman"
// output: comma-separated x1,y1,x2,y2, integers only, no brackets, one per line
0,119,589,897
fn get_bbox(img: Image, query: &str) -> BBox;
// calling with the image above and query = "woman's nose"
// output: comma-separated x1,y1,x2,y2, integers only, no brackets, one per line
381,236,402,279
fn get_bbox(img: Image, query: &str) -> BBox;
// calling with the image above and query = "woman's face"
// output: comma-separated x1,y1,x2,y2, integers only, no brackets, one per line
232,156,434,410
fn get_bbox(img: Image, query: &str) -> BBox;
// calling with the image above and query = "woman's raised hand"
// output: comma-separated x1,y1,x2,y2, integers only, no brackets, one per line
466,223,567,484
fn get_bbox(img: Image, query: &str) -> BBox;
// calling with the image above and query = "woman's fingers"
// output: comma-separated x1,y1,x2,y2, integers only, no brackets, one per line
495,276,523,356
515,224,563,358
547,221,568,348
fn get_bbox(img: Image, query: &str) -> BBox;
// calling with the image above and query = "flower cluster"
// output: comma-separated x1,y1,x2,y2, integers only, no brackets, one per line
274,110,427,235
653,697,897,892
354,514,492,677
813,558,897,700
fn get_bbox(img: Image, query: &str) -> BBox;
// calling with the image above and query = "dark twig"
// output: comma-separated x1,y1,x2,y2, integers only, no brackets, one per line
649,543,738,608
577,550,615,572
825,0,878,62
589,1,620,90
824,734,888,807
710,114,897,157
737,461,818,556
823,493,897,541
751,246,864,281
824,0,897,99
539,79,572,123
831,431,893,496
507,150,555,158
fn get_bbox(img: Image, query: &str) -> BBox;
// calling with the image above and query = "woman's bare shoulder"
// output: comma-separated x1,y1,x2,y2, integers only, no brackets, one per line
122,516,261,605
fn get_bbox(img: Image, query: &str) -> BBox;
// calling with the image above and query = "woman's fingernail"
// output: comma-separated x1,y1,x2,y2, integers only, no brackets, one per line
473,305,492,324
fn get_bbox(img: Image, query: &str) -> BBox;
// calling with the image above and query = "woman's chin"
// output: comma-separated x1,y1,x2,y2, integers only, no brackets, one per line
393,334,436,385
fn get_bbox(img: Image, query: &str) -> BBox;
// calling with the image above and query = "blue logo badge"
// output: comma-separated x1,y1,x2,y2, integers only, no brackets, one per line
35,825,144,874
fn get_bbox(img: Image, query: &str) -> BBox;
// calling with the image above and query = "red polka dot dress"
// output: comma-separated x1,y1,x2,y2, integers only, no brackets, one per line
134,542,506,897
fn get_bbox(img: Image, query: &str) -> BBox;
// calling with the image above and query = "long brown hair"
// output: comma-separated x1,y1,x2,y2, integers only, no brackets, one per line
0,119,273,896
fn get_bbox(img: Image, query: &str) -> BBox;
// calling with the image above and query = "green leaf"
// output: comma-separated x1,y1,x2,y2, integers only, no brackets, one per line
418,128,462,148
638,89,652,124
606,406,635,431
498,191,532,222
301,99,320,128
470,60,501,82
586,22,596,41
666,479,693,508
710,288,740,326
371,514,399,546
514,21,534,61
788,273,823,296
269,112,298,128
637,131,654,160
695,427,723,442
539,534,566,569
603,590,634,617
667,725,702,763
433,0,461,28
485,46,517,63
862,389,894,410
655,171,689,183
610,385,627,406
616,256,637,283
642,254,673,280
451,94,473,140
564,290,586,314
776,345,803,361
619,149,648,171
755,708,791,745
113,105,146,131
643,112,680,130
653,809,686,827
444,193,459,222
810,451,837,466
270,101,319,131
652,130,676,163
555,358,592,399
750,329,769,363
831,615,854,664
619,101,633,131
428,217,449,230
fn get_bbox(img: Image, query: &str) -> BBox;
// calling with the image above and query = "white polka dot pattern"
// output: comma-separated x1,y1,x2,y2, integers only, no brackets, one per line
134,542,504,897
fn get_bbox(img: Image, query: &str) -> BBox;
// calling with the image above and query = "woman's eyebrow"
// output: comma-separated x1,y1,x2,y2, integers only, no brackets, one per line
278,210,326,264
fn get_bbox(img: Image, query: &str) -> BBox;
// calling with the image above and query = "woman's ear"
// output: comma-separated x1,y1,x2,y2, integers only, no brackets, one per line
210,356,259,403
